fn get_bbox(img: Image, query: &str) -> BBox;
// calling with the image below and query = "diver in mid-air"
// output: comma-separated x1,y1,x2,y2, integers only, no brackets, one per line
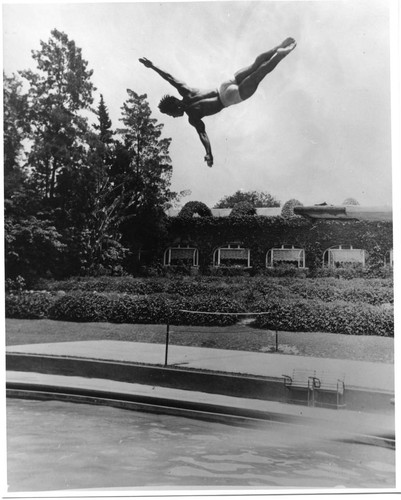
140,37,296,167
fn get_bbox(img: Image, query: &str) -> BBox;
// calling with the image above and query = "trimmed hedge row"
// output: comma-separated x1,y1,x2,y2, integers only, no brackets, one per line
5,292,57,319
253,278,393,305
34,276,393,305
5,290,394,336
47,292,243,326
252,299,393,337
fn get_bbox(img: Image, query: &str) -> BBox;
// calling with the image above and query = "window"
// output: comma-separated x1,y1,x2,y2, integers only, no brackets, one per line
163,246,199,267
266,245,306,268
323,245,365,268
213,243,251,267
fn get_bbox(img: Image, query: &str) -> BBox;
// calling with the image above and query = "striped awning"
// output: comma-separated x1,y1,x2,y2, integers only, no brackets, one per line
220,248,249,260
329,249,364,263
171,248,196,259
272,249,303,261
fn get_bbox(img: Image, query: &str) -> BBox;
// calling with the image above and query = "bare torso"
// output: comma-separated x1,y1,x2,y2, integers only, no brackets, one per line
182,89,224,119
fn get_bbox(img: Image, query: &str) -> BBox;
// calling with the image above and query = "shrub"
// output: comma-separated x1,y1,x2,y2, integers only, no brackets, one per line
178,201,212,218
252,298,393,336
281,199,303,218
170,295,245,326
48,292,115,322
6,276,394,335
45,291,244,326
229,201,257,217
5,275,26,294
35,276,166,295
5,291,57,319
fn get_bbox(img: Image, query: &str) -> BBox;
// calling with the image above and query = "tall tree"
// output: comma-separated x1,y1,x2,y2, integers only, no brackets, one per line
20,29,95,201
116,90,178,266
3,72,30,197
214,190,280,208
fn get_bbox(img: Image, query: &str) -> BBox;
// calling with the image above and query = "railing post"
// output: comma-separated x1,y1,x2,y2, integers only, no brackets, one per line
164,322,170,367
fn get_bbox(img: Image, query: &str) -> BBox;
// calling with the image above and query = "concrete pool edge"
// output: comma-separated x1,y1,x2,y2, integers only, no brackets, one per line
6,372,395,451
6,351,395,413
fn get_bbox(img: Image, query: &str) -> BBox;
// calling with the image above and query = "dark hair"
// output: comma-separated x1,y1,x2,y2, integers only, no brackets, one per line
158,95,182,115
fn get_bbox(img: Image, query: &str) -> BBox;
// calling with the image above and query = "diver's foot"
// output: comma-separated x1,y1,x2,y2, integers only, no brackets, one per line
277,38,297,56
280,37,296,48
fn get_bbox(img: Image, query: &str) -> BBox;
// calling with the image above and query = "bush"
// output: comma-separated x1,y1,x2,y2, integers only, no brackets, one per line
252,298,393,336
6,291,57,319
178,201,212,218
48,292,115,322
6,276,394,335
5,275,26,294
229,201,257,217
170,295,245,326
281,199,303,218
35,276,166,295
46,292,244,326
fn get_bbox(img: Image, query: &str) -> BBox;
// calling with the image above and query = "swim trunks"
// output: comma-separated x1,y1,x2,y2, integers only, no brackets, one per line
218,78,243,108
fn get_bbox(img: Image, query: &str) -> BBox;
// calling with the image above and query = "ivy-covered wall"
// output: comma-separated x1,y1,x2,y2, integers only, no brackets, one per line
160,216,393,271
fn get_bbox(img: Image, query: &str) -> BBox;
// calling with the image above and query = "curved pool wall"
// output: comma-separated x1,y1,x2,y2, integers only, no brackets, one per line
6,351,395,414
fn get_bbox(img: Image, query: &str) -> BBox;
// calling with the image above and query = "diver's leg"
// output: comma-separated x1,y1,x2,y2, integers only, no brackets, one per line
234,37,295,85
237,40,296,101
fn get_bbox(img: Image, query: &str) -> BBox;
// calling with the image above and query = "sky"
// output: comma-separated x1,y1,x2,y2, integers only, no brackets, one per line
2,0,398,208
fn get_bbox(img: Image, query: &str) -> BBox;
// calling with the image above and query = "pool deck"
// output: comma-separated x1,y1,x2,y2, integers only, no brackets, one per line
6,339,394,391
6,340,395,447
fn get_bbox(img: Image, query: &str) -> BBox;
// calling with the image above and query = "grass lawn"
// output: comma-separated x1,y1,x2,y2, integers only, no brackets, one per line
6,318,394,364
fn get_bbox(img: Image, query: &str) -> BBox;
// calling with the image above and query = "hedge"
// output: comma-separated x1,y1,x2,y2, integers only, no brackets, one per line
5,292,58,319
33,276,393,305
252,299,393,336
6,289,393,336
43,292,243,326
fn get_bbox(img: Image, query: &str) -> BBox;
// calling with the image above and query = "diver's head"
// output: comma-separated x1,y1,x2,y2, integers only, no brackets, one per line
158,95,184,117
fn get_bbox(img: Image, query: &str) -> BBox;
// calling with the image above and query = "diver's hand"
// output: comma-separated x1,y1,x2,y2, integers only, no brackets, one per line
139,57,153,68
204,154,213,168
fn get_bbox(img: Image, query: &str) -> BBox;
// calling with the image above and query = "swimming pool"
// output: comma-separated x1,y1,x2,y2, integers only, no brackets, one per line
6,398,395,491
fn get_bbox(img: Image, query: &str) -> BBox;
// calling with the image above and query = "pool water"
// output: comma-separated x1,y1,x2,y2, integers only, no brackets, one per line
6,398,395,491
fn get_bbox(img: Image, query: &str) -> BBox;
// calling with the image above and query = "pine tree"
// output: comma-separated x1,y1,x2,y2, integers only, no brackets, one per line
116,89,177,266
20,29,95,200
3,72,30,197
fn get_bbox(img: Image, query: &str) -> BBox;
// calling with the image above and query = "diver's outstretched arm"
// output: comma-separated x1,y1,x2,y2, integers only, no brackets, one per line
139,58,193,97
189,117,213,167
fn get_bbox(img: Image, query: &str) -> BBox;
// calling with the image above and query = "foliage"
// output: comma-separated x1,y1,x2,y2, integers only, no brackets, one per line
229,201,257,217
214,190,280,208
61,94,128,275
3,72,30,198
178,201,212,218
4,30,181,282
6,291,57,319
116,90,178,270
44,292,243,326
5,216,66,285
281,199,303,218
165,216,393,273
5,276,27,294
19,29,95,201
343,198,360,205
17,275,393,335
252,298,393,337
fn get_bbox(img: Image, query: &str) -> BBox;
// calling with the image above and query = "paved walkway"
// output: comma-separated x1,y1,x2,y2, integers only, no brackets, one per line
6,340,395,391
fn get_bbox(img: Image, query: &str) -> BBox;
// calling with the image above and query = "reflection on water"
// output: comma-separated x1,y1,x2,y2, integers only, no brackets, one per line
7,398,395,492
